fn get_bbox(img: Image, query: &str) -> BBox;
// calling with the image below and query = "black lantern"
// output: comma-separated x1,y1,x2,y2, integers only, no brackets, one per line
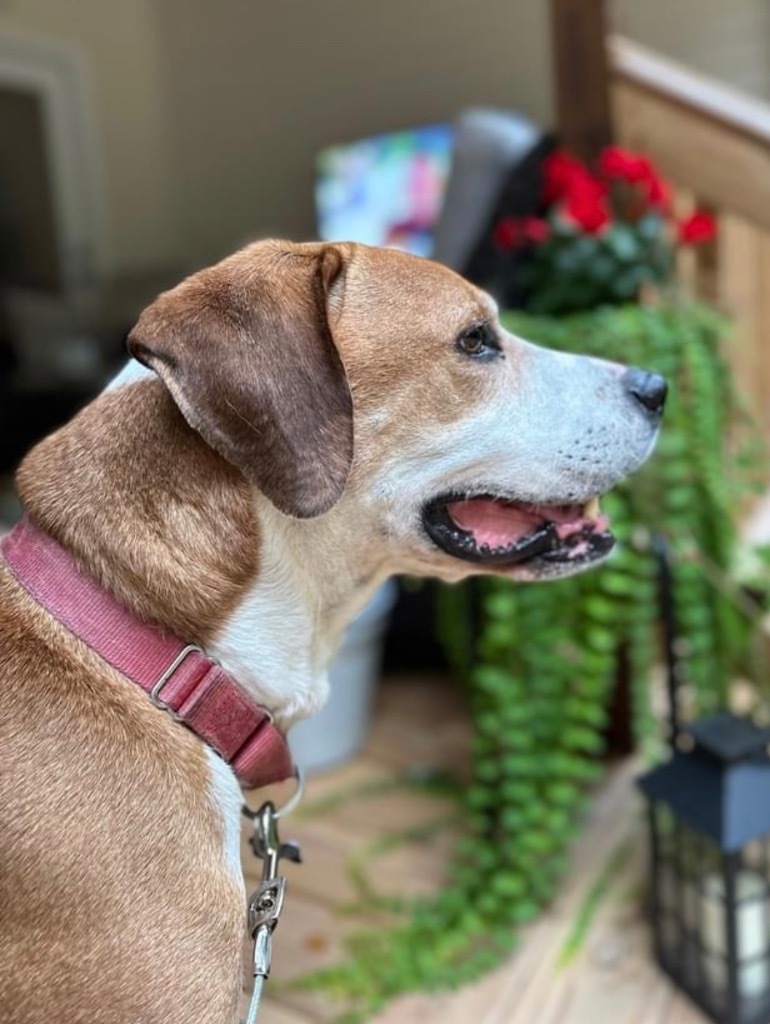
639,711,770,1024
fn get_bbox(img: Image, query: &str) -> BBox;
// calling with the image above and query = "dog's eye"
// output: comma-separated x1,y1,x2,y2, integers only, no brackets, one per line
456,324,500,361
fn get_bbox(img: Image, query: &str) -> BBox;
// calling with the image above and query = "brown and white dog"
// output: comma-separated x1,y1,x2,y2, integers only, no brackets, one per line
0,240,665,1023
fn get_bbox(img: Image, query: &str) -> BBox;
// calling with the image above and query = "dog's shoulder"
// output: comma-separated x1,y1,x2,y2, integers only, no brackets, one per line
0,562,245,1024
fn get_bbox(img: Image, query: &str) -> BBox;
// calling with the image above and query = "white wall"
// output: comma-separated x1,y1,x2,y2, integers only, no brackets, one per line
2,1,769,282
150,0,554,268
615,0,770,101
0,0,556,277
0,0,183,277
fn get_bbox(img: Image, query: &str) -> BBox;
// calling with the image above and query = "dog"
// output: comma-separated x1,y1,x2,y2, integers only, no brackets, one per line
0,240,665,1023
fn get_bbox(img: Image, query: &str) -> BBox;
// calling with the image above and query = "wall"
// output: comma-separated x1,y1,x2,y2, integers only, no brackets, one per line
0,1,555,277
0,86,58,288
0,0,183,278
151,0,554,268
615,0,770,102
1,2,769,281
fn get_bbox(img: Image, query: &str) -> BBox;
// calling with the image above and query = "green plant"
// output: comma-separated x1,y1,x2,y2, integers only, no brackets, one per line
300,304,767,1022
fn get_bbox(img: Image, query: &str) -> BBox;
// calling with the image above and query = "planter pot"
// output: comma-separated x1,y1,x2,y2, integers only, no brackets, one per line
289,579,398,773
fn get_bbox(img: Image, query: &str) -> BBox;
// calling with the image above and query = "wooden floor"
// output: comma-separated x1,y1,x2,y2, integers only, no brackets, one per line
243,674,707,1024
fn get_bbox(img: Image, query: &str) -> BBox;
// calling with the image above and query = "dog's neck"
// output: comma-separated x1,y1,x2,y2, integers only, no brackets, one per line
208,494,389,726
16,371,388,728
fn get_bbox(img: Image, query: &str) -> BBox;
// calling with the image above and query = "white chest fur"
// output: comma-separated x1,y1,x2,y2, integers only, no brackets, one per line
205,748,245,890
207,527,329,729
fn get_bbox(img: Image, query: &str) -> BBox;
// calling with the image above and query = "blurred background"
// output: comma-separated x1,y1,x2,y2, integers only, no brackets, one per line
5,2,770,1023
1,0,769,474
2,0,769,420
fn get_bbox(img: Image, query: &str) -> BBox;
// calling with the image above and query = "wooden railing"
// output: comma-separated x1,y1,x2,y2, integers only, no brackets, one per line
610,35,770,439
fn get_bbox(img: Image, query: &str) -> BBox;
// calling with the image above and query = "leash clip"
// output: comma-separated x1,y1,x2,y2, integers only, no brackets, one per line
244,781,303,980
242,772,304,1023
248,875,287,942
248,875,287,978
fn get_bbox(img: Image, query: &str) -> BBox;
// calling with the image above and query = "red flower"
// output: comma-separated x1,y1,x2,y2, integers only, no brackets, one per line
562,177,612,234
542,150,591,204
521,216,550,243
493,216,551,250
599,146,672,214
598,146,651,184
677,211,717,245
643,172,671,212
493,217,521,251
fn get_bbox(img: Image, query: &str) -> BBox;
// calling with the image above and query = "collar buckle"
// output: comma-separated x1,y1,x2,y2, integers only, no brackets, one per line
149,643,208,716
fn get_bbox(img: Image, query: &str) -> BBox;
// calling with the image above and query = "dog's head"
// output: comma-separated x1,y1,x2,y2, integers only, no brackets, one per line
128,240,664,583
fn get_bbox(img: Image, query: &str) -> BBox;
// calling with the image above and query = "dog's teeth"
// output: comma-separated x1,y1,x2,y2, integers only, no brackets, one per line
584,497,601,519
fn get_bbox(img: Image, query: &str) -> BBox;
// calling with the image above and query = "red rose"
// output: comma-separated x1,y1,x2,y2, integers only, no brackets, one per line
598,146,650,184
677,211,717,245
493,217,521,251
599,146,671,214
563,177,612,234
492,216,550,250
542,150,591,204
643,172,671,212
521,217,550,243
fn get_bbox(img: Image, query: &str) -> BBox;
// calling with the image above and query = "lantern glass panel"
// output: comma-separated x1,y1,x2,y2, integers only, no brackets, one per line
650,805,770,1023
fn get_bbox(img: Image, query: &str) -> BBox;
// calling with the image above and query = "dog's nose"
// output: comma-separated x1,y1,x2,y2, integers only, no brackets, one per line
622,367,667,417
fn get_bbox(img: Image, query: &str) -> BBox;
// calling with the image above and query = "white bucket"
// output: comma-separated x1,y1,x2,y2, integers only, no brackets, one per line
288,579,398,773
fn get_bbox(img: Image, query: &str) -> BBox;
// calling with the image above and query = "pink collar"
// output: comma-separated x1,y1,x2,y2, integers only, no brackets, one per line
1,518,295,790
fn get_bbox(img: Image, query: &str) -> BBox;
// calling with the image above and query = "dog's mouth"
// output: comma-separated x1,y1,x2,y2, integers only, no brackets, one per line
422,493,614,569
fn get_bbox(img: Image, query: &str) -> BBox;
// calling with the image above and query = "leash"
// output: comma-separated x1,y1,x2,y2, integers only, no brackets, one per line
242,768,305,1024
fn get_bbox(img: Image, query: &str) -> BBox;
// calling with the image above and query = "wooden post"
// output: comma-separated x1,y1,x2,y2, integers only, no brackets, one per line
549,0,614,160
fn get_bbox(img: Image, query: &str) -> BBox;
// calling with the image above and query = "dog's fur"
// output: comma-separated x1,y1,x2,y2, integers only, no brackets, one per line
0,241,661,1023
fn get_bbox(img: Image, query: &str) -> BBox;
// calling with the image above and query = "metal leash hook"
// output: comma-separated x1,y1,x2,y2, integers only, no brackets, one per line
242,769,304,1024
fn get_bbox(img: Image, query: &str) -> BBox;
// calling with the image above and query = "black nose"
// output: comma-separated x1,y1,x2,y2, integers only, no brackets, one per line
622,367,667,416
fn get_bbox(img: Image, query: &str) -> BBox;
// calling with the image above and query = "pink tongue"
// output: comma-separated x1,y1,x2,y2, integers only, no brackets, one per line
446,498,603,550
446,499,547,549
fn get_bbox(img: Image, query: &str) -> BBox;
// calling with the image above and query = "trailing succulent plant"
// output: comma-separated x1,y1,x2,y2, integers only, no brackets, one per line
300,304,768,1022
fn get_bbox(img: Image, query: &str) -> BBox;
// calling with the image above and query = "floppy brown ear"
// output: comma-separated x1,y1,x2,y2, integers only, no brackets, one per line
127,243,353,518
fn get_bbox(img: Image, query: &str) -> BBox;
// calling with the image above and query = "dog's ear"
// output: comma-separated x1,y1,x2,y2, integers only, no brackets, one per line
127,244,353,519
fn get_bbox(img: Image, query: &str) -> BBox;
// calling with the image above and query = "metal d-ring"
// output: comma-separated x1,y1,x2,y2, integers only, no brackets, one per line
242,766,306,824
273,766,305,820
